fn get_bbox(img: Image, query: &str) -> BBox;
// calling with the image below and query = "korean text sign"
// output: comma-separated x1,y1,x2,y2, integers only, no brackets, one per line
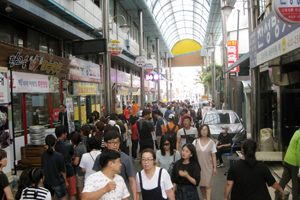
228,40,239,73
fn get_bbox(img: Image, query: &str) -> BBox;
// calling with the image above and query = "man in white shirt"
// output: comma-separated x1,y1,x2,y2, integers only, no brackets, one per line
176,116,198,151
82,149,130,200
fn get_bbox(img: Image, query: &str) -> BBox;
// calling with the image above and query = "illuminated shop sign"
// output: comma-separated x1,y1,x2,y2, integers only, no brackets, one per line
145,74,162,81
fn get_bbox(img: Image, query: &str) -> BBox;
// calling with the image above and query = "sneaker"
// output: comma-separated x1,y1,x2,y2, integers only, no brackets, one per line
217,163,225,168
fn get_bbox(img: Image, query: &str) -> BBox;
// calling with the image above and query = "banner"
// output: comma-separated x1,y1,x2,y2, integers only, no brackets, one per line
92,105,96,112
0,73,8,104
96,104,101,114
11,72,49,93
228,40,240,73
78,82,96,95
65,98,75,133
74,106,79,121
119,87,129,95
53,109,60,121
81,106,86,125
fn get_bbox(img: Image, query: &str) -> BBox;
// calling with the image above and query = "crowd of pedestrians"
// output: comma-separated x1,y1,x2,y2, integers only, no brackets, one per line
1,100,299,200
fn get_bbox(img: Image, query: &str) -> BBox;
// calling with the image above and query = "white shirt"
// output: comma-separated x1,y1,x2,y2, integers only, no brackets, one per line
177,127,198,150
136,167,173,199
80,151,101,180
193,138,217,153
82,171,129,200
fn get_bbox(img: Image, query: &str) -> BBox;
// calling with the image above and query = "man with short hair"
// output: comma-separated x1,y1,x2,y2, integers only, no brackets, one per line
55,126,76,200
137,109,155,152
59,104,68,130
178,109,194,128
83,149,129,200
153,110,164,150
176,116,198,151
80,125,90,147
174,103,182,123
220,100,225,110
215,125,232,168
92,131,137,200
108,114,121,134
132,101,139,115
188,105,196,123
164,106,174,122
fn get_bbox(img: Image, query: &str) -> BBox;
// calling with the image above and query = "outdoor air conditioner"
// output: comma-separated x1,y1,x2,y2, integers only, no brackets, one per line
269,66,300,86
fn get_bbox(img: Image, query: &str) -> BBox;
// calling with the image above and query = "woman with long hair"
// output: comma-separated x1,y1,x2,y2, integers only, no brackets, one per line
193,125,217,200
15,169,31,200
156,135,181,171
225,139,283,200
0,150,13,200
196,109,202,121
172,143,201,200
136,148,175,200
41,135,68,200
19,168,51,200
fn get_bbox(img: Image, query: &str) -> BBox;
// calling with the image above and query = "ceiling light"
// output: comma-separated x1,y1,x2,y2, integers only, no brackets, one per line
119,24,130,33
5,4,12,13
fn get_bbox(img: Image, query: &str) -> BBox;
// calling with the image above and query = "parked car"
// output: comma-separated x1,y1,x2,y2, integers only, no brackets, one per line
200,110,246,146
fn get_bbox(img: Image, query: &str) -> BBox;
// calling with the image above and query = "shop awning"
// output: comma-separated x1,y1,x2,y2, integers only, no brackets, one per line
225,52,249,73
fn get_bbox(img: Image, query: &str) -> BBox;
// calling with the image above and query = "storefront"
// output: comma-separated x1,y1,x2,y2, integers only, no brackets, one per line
116,70,131,114
68,57,102,126
0,41,70,163
131,75,141,106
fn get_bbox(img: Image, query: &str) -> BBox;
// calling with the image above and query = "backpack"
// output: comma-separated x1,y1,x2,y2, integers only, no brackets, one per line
165,125,177,148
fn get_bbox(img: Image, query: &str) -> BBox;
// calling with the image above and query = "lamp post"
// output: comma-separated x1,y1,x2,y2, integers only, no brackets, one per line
220,0,233,109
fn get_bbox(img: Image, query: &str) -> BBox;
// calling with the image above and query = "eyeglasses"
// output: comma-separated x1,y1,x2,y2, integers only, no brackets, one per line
107,141,120,145
141,159,154,162
164,143,170,146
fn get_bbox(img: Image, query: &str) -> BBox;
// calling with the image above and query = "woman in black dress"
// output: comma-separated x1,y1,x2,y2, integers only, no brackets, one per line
172,143,201,200
0,149,13,200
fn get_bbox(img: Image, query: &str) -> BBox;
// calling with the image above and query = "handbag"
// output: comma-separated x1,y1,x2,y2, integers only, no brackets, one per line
167,152,176,175
183,128,195,144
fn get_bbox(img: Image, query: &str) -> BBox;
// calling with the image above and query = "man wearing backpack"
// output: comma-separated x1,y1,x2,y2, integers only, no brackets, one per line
162,114,179,148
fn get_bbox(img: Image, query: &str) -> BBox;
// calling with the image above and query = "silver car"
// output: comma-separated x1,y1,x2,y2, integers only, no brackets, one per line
201,110,246,145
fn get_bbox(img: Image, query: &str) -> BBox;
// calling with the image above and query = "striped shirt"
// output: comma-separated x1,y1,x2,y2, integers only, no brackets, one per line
20,186,51,200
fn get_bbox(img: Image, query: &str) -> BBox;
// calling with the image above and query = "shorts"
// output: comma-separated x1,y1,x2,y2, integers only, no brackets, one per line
67,175,77,196
44,183,67,199
76,174,85,187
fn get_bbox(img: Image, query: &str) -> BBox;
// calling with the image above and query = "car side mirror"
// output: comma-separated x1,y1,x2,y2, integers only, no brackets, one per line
240,118,243,123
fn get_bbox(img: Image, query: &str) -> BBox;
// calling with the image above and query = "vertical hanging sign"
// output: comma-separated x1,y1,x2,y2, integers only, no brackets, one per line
228,40,240,73
65,98,75,133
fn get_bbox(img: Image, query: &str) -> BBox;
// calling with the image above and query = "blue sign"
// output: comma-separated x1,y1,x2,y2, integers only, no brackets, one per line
249,11,300,68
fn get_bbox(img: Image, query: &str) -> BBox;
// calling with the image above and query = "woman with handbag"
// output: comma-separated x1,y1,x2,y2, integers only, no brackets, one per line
156,135,181,174
136,148,175,200
193,125,217,200
172,143,201,200
0,150,13,200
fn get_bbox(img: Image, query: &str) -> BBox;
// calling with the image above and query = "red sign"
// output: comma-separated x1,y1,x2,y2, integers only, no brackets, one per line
228,40,239,73
150,88,155,93
272,0,300,25
144,64,154,72
108,40,123,56
53,109,60,121
144,87,149,93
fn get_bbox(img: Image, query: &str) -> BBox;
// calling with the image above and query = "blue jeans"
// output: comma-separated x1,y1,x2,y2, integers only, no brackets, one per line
44,183,67,199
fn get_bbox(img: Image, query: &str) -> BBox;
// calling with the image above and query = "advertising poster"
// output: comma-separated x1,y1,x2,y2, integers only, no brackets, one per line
74,106,79,121
92,105,96,112
117,107,122,115
228,40,240,73
78,82,96,95
0,73,8,104
65,98,75,133
0,105,11,181
81,106,86,125
12,72,49,93
96,104,101,115
53,109,60,121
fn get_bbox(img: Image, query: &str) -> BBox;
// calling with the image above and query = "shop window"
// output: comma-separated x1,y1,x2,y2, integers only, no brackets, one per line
49,38,57,55
14,26,24,47
0,18,12,43
39,34,48,53
28,29,38,51
109,0,114,17
13,93,22,131
26,93,50,126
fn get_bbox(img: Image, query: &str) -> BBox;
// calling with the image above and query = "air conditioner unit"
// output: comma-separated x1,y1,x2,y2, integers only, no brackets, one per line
269,66,300,86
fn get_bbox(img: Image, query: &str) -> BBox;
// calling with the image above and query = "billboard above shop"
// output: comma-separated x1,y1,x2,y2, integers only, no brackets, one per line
69,56,101,83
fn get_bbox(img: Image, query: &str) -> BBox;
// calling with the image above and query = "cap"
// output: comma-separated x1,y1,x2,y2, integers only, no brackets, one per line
221,125,230,130
108,120,116,126
169,114,175,119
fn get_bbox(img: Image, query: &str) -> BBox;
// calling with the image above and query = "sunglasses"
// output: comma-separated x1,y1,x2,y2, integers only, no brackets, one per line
164,143,170,146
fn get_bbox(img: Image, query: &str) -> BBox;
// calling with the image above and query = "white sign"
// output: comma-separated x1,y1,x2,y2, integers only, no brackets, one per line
272,0,300,25
134,56,146,67
144,63,154,72
66,98,75,133
108,40,123,56
11,72,49,93
0,73,8,104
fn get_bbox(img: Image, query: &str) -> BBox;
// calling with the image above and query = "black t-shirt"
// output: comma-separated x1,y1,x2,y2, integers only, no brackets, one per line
227,160,276,200
217,133,232,146
0,171,9,200
41,151,66,185
171,160,200,186
55,139,75,178
137,119,154,141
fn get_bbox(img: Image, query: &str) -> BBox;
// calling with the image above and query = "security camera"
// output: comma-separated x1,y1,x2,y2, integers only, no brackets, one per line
5,5,12,13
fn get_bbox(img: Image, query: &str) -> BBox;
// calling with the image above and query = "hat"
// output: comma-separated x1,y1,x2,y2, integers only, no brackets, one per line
221,125,230,130
108,120,116,126
169,114,175,119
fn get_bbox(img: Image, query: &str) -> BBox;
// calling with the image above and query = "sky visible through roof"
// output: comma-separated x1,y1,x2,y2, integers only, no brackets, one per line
146,0,210,49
